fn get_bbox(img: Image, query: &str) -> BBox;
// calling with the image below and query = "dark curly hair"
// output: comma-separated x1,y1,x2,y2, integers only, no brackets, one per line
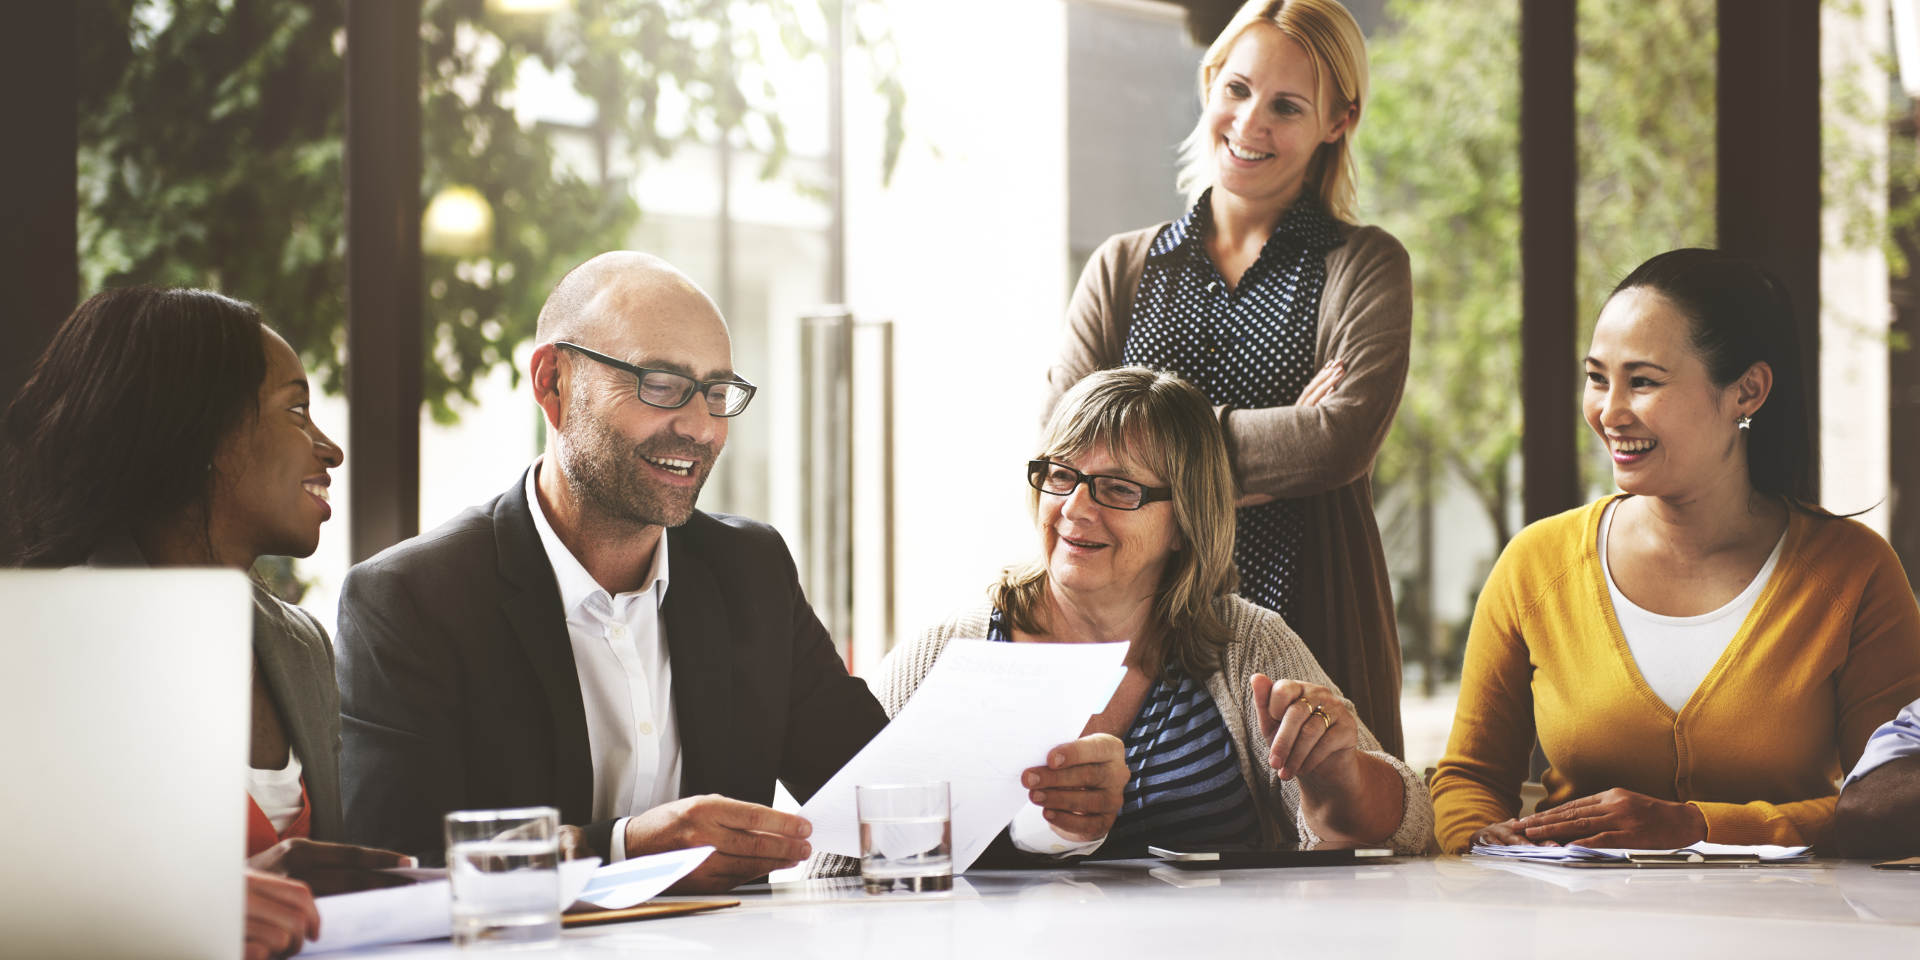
3,286,267,566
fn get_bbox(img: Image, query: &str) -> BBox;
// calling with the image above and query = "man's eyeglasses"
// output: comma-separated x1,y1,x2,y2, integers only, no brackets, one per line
554,341,757,417
1027,459,1172,511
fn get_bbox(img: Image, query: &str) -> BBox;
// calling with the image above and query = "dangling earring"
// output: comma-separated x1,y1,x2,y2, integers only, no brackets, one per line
1737,415,1752,431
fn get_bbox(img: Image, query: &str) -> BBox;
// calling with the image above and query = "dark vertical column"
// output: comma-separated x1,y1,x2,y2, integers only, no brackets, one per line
1718,0,1820,500
345,0,422,562
0,2,76,562
1,2,78,415
1520,0,1580,524
1888,108,1920,573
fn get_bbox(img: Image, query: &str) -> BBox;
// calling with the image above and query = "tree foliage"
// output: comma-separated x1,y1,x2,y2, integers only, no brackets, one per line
1362,0,1522,548
77,0,901,422
1359,0,1718,671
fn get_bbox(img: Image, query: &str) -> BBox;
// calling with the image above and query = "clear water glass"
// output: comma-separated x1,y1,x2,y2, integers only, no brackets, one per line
444,807,562,949
857,781,953,894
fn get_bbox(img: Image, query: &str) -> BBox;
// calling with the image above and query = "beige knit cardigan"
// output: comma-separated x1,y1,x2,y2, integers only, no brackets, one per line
1043,222,1412,758
809,595,1433,876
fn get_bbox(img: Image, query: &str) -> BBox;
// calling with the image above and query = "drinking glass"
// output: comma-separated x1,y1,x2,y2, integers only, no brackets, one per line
857,782,953,894
444,807,562,948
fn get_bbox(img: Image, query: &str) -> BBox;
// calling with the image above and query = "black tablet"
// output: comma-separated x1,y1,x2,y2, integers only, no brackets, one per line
1147,844,1394,869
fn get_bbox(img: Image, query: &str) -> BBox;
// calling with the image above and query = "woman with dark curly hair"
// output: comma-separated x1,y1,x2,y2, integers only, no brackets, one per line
4,287,407,960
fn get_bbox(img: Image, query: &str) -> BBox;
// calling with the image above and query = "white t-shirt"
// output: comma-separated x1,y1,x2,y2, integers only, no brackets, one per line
1600,499,1786,713
247,748,306,834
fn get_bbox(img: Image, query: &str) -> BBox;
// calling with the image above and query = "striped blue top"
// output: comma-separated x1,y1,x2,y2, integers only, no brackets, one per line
987,607,1259,855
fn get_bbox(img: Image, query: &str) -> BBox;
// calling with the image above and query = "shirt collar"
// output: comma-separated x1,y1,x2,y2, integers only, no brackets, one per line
1146,189,1213,261
525,458,671,618
1146,188,1342,265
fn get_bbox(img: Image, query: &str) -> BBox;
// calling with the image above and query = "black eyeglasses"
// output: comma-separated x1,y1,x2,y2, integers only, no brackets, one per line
554,341,757,417
1027,460,1172,511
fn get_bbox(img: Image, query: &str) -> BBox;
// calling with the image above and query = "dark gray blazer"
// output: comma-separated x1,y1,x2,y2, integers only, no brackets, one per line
335,470,888,861
90,539,345,842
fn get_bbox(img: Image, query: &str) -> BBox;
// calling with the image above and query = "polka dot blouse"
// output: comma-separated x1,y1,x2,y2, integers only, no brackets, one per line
1122,191,1343,625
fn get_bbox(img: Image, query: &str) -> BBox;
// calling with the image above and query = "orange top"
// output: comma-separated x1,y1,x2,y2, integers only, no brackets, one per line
1431,497,1920,853
245,781,312,858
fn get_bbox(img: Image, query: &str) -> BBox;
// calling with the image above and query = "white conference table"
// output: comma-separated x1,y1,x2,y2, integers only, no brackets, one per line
334,857,1920,959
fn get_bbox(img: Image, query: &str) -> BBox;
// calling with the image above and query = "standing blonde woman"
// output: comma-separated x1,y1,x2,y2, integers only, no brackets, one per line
1047,0,1410,754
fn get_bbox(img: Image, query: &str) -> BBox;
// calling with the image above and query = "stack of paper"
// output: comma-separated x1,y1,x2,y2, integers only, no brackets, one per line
1470,841,1811,865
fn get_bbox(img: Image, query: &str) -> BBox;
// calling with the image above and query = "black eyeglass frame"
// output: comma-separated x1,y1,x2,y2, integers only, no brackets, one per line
1027,459,1173,511
553,340,758,417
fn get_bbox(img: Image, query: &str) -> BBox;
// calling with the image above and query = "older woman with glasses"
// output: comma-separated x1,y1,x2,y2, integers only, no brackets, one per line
829,367,1428,866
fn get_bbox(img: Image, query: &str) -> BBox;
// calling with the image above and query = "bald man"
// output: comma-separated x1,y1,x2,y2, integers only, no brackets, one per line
332,253,886,892
336,253,1128,892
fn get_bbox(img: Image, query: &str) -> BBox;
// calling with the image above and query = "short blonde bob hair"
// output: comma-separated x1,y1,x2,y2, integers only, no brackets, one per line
991,367,1239,676
1174,0,1370,223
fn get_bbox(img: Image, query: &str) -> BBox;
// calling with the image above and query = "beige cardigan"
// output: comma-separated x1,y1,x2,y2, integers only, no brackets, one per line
809,596,1432,876
1043,222,1412,757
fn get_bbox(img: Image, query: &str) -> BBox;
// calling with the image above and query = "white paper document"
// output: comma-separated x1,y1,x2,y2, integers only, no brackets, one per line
571,845,714,910
306,857,599,954
1470,842,1811,864
800,639,1128,873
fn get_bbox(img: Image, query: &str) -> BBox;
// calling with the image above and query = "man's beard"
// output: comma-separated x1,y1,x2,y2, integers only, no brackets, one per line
557,395,717,530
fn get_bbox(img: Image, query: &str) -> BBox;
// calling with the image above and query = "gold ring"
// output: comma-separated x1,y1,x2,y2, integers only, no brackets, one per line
1308,703,1332,731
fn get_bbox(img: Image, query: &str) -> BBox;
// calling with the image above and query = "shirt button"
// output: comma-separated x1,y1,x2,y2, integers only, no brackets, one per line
1050,843,1066,853
639,721,655,736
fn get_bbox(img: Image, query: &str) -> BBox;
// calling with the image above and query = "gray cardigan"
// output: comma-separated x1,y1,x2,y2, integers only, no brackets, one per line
811,595,1432,875
90,539,345,842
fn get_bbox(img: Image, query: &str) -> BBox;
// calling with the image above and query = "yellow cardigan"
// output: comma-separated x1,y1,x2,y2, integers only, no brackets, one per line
1431,496,1920,853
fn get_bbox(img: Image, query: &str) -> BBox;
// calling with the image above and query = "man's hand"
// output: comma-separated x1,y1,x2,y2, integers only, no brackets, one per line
1512,787,1707,848
246,838,415,896
243,868,318,960
623,795,812,893
1023,733,1128,842
557,825,594,861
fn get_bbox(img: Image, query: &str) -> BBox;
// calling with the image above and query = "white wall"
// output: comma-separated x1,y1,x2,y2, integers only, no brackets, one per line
1822,0,1893,530
841,0,1073,673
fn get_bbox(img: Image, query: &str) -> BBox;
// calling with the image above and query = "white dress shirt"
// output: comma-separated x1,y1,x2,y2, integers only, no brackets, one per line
1845,697,1920,787
527,462,682,860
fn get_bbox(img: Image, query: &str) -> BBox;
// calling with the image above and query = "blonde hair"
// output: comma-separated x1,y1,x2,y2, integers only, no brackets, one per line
1174,0,1369,223
991,368,1239,675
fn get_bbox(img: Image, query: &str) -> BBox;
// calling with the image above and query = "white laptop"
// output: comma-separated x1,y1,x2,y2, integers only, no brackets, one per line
0,569,254,960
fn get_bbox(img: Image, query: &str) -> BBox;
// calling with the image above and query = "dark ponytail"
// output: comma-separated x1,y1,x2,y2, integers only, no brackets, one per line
1611,249,1814,503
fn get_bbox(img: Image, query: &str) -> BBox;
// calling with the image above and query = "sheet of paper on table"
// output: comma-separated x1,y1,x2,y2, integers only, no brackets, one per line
306,857,600,955
571,845,714,910
308,847,715,953
1470,842,1811,864
800,638,1128,873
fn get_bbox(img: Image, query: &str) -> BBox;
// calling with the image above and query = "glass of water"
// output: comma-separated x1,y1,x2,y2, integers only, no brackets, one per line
857,781,952,894
444,807,562,949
